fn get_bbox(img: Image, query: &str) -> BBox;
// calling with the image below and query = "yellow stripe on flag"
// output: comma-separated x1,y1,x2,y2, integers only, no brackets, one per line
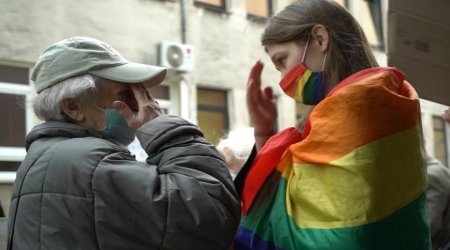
285,126,426,229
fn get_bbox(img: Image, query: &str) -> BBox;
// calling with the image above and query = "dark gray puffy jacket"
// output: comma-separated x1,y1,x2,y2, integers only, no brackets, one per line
7,115,241,250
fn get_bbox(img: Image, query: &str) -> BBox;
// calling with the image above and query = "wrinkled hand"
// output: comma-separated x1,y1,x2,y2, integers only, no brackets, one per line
113,84,161,129
444,108,450,125
246,61,277,150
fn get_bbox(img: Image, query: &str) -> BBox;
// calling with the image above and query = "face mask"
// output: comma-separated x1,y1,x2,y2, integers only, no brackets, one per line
278,37,327,105
92,105,136,146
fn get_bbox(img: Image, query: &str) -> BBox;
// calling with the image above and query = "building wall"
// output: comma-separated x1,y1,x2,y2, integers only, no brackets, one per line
0,0,291,127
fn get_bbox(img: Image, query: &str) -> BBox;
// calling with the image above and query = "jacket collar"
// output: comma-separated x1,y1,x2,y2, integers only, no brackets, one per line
26,121,101,150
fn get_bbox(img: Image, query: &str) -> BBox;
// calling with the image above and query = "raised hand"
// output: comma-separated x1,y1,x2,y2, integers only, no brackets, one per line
113,84,161,129
246,60,277,150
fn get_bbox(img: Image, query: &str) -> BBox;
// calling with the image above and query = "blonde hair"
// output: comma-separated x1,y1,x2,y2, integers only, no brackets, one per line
262,0,378,91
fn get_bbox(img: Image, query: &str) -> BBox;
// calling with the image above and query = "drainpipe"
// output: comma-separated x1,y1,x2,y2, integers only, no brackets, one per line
180,0,187,44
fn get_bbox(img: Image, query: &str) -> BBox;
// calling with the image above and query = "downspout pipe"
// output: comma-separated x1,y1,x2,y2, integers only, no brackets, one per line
180,0,187,44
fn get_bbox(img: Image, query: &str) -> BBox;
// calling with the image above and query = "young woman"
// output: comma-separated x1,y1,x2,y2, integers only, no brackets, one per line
234,1,430,249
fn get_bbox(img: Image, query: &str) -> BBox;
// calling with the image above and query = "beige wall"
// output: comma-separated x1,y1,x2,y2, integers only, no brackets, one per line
0,0,294,131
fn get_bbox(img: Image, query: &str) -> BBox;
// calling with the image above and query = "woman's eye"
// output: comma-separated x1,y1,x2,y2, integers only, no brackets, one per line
277,58,286,67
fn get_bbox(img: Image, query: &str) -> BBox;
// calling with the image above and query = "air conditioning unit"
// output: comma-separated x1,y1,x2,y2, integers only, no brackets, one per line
158,41,195,72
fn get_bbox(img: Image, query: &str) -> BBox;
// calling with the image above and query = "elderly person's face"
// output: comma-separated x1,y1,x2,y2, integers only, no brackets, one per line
85,79,140,130
62,78,140,130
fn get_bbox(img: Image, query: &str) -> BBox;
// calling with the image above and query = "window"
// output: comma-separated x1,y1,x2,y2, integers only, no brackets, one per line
246,0,272,18
197,88,229,145
194,0,226,12
0,93,26,147
433,116,448,166
360,0,385,50
149,85,171,114
0,65,32,175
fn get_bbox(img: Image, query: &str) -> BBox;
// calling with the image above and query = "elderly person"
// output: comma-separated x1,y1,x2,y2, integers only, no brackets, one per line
7,37,241,250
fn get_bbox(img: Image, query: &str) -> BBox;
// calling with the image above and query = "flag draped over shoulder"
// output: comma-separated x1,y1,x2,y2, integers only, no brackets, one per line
234,67,431,250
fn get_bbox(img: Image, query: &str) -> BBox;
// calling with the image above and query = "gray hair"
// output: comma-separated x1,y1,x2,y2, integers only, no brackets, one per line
33,74,97,121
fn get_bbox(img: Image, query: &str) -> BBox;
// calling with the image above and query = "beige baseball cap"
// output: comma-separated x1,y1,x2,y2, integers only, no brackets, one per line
31,37,167,93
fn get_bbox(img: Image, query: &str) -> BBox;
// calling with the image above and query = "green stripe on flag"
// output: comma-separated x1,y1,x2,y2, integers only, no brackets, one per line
241,176,430,250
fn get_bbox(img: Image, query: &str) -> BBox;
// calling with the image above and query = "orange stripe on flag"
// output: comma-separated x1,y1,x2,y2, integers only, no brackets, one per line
289,68,420,165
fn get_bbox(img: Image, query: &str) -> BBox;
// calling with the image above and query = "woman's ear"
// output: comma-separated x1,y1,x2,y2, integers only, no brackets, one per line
60,98,85,122
311,25,329,52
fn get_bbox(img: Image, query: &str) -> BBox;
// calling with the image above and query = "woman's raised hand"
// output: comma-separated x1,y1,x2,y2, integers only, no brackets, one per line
246,60,277,150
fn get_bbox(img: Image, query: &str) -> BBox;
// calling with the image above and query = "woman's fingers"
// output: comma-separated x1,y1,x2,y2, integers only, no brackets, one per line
246,79,258,108
258,87,275,118
263,86,273,100
247,61,265,110
248,60,264,87
246,61,277,136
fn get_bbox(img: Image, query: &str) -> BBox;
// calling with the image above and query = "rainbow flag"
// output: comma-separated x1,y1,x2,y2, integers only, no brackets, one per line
235,68,431,250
